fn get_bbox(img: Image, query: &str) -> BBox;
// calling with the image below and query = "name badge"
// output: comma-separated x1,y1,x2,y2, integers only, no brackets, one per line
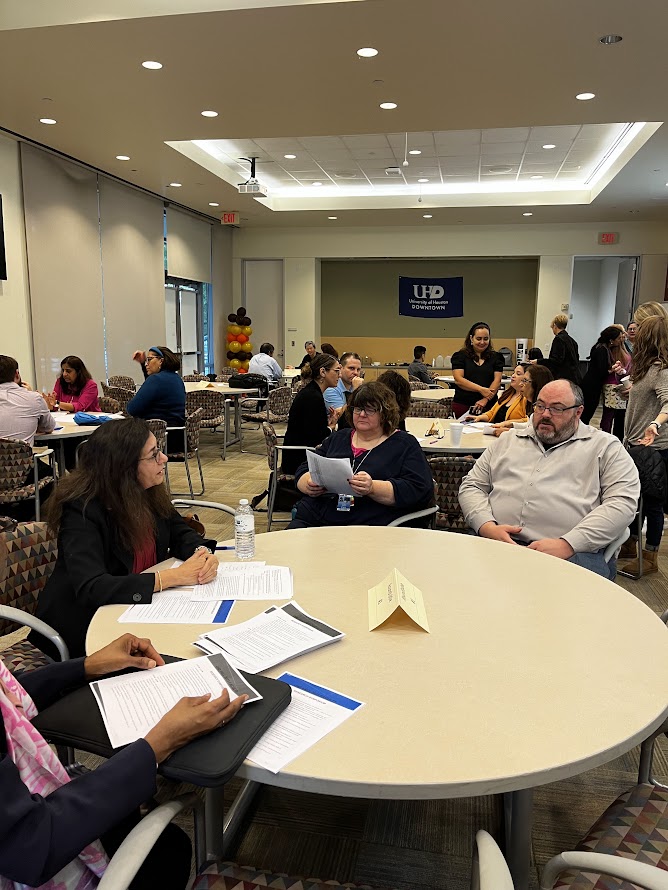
337,494,355,512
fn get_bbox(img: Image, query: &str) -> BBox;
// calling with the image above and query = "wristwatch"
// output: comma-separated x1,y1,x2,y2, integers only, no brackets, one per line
650,421,662,431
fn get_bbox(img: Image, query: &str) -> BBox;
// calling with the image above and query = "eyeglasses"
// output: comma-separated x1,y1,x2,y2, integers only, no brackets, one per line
352,406,378,416
533,403,579,416
139,448,164,463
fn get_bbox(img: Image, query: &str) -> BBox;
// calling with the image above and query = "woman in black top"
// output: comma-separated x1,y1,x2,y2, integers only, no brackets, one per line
281,353,341,475
451,322,504,416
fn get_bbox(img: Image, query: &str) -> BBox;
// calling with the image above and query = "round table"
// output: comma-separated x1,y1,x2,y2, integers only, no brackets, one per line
87,527,668,887
35,411,122,473
406,417,491,454
410,388,455,401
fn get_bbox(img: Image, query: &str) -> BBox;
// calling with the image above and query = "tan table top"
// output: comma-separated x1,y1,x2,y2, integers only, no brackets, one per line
87,527,668,800
410,388,455,401
184,382,260,395
35,411,122,442
406,417,490,454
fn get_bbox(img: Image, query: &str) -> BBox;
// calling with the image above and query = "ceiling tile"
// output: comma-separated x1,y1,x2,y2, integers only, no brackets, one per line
481,127,530,142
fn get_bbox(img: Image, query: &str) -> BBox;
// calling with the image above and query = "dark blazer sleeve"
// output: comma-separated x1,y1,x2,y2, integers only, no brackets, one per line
17,658,87,711
0,738,157,886
548,335,566,365
589,345,611,381
166,510,216,558
59,501,155,607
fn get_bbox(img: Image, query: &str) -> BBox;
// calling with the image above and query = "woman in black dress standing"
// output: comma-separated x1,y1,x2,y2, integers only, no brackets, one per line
451,322,504,417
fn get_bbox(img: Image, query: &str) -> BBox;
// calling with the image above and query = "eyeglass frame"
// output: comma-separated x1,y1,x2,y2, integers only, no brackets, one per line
139,447,164,463
352,406,378,416
533,402,580,416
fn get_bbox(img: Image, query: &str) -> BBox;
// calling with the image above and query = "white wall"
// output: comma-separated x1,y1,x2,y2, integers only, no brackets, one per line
534,257,574,355
569,260,603,354
0,134,33,380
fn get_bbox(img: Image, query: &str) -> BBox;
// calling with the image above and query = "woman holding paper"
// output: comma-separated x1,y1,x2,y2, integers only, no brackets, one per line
0,632,245,889
32,418,219,659
288,381,433,528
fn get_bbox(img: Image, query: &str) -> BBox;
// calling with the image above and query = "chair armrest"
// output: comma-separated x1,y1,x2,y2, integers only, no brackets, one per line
540,852,668,890
0,605,69,661
603,528,630,563
473,830,514,890
97,793,198,890
388,506,438,527
172,498,236,517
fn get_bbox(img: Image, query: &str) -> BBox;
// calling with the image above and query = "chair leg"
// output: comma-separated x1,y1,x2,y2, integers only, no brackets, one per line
196,450,205,496
184,455,194,498
267,470,277,532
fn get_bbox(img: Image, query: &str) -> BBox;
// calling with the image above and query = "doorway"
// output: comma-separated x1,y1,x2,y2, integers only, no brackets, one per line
242,260,285,364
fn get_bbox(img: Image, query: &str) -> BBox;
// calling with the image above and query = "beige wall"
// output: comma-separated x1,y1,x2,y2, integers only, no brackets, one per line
317,337,530,366
321,259,537,339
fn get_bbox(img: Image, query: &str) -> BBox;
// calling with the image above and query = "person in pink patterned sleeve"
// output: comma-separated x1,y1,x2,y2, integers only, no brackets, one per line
46,356,100,413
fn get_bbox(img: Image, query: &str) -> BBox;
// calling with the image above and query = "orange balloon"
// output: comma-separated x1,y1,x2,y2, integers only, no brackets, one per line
229,358,241,369
229,341,241,353
245,342,253,354
238,367,247,374
226,333,236,342
236,333,248,344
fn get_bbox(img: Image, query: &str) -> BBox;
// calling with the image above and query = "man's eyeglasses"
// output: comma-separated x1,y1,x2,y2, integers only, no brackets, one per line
139,448,163,463
533,403,579,416
352,406,378,416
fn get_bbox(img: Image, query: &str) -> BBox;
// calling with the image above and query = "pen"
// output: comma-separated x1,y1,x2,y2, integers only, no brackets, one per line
216,545,235,551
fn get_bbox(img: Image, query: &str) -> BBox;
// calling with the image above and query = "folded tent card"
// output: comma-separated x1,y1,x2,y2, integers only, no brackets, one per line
368,569,430,632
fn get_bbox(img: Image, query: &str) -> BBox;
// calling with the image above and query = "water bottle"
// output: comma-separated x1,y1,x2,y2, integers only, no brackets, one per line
234,498,255,560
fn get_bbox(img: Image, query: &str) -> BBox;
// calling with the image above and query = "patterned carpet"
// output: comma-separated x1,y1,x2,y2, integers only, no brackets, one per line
2,421,667,890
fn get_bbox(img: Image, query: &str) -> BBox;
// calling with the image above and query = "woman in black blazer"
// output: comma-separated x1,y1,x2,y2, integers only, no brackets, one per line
281,353,341,475
32,418,219,658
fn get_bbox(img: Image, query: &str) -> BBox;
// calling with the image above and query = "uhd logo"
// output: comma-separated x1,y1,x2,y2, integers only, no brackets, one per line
413,284,445,300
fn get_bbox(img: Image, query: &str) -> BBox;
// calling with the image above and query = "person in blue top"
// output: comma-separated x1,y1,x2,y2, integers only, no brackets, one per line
127,346,186,450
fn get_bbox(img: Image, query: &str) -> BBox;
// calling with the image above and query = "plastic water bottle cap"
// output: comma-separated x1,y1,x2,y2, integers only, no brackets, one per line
239,499,249,505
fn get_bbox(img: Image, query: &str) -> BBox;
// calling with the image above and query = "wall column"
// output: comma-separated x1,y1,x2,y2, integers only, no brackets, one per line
284,257,320,367
637,254,668,306
534,256,574,355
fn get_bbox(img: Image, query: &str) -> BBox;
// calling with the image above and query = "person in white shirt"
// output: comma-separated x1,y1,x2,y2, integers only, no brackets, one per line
248,343,283,382
458,379,640,579
0,355,56,446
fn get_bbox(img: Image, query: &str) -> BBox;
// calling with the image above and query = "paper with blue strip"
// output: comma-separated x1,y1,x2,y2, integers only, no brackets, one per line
246,672,363,773
73,412,113,425
118,594,234,624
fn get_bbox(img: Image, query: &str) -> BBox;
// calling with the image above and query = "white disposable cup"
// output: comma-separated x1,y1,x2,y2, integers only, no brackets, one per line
449,422,463,446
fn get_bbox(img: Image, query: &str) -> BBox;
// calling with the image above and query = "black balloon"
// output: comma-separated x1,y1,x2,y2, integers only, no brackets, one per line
226,350,235,360
241,316,251,326
235,315,245,325
227,313,236,323
237,306,246,315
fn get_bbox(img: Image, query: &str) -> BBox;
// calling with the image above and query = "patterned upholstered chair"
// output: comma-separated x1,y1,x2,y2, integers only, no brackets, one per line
183,374,208,382
0,518,68,673
0,439,55,521
291,375,306,394
145,419,168,456
166,409,205,497
185,390,226,434
242,385,292,425
216,368,234,382
98,396,121,413
260,422,308,531
406,400,452,419
101,383,134,412
108,375,137,392
429,455,476,532
409,379,430,390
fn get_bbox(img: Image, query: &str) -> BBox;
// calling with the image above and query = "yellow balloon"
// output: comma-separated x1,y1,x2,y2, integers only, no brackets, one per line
241,360,250,370
242,326,252,336
229,340,241,353
229,358,241,369
244,342,253,354
229,324,241,336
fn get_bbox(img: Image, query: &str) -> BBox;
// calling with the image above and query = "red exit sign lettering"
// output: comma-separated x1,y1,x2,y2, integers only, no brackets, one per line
221,211,239,225
598,231,619,245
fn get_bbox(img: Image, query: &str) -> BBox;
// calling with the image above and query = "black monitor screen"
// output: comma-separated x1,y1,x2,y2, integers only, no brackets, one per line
0,196,6,280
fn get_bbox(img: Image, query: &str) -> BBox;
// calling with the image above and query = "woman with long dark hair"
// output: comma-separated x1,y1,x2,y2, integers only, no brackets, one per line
450,322,504,417
46,355,100,412
473,364,528,424
491,363,554,435
32,417,218,657
581,326,628,426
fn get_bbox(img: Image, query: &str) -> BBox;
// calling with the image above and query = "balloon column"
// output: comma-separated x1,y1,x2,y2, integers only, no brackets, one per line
226,306,253,374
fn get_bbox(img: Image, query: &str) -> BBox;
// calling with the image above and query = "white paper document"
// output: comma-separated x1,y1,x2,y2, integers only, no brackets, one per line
90,654,261,748
199,601,344,673
191,565,293,601
246,673,363,773
306,450,354,495
118,594,234,624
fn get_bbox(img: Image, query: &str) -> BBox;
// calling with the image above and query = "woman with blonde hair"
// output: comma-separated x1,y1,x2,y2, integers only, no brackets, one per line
634,301,668,326
619,314,668,575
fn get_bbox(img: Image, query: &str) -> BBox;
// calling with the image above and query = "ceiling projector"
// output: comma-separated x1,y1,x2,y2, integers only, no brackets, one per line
238,180,267,197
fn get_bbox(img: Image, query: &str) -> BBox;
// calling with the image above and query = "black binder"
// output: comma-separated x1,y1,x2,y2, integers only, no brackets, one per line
33,660,291,787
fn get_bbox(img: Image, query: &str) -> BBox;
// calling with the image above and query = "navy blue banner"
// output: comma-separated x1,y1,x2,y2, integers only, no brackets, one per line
399,276,464,318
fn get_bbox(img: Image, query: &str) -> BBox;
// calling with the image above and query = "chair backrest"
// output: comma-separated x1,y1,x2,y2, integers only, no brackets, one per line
185,389,226,421
409,380,430,390
145,419,167,455
429,455,476,531
185,408,203,453
291,375,306,392
102,385,134,410
182,374,208,382
98,396,121,414
108,375,137,392
216,368,234,382
262,422,278,471
407,401,452,419
267,385,292,418
0,520,58,634
0,439,33,494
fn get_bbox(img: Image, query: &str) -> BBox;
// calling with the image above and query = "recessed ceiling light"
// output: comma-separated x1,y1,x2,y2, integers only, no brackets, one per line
357,47,378,58
116,155,130,161
328,216,338,220
312,182,323,187
409,150,422,156
201,110,218,117
169,182,182,187
599,34,622,44
380,102,397,110
523,212,533,217
418,178,429,183
39,118,57,125
209,202,220,207
530,175,543,180
576,92,596,101
284,154,297,159
423,214,433,219
543,144,556,149
141,60,162,69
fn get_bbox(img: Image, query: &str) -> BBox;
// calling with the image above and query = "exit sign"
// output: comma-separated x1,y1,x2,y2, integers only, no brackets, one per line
598,232,619,245
220,211,239,225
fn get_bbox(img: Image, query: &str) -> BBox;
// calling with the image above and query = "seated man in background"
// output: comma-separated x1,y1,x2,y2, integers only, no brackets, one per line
458,379,639,579
0,354,56,519
324,351,363,417
408,345,433,384
299,340,320,369
248,342,283,382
